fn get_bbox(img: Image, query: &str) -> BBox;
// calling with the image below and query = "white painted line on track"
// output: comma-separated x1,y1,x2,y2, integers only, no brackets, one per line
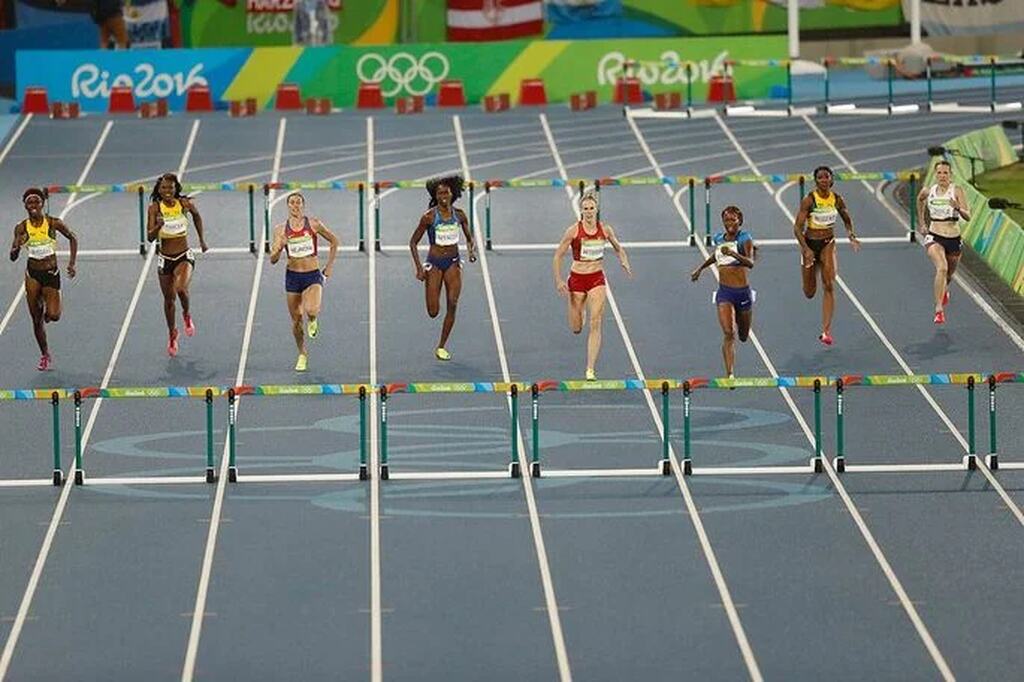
801,115,1024,527
234,473,363,483
712,110,957,681
367,114,383,682
550,112,764,682
0,119,194,682
0,479,54,488
456,113,573,682
387,470,516,481
181,118,283,682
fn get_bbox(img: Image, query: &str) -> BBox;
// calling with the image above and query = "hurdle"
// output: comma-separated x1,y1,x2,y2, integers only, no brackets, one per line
927,56,1024,114
822,57,920,117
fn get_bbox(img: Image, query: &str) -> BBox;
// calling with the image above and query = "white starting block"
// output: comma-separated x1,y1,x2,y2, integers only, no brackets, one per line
724,103,817,118
826,102,920,116
928,101,1023,113
624,105,717,120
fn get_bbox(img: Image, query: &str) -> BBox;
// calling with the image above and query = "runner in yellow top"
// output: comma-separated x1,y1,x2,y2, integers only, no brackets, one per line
146,173,207,357
269,192,340,372
9,187,78,370
792,166,860,346
915,159,970,325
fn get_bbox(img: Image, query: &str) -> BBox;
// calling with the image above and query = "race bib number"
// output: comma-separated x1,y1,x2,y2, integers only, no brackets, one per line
579,239,605,261
287,235,316,258
810,207,837,227
27,242,55,260
929,198,955,221
715,242,740,266
434,222,460,246
160,215,188,237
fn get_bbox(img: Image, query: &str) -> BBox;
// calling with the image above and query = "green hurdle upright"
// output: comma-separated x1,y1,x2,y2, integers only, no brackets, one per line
248,184,256,254
531,383,540,477
812,379,823,473
73,390,84,485
137,186,146,256
227,388,238,482
359,385,368,480
509,384,521,478
205,389,216,483
379,385,389,479
51,391,62,486
660,382,671,475
682,381,692,475
835,378,845,473
966,376,977,470
987,375,998,469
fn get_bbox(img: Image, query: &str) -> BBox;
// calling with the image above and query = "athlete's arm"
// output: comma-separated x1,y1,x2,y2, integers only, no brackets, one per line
410,213,430,280
952,186,970,223
182,198,208,252
269,225,286,265
9,222,26,261
146,203,163,242
553,225,575,294
835,193,860,251
604,224,632,277
52,217,78,277
314,218,340,278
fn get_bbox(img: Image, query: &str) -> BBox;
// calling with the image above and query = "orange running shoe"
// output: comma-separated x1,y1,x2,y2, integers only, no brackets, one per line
818,332,833,346
37,353,51,371
934,310,945,325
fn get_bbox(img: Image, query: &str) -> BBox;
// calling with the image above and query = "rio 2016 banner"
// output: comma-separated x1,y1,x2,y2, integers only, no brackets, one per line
17,35,785,112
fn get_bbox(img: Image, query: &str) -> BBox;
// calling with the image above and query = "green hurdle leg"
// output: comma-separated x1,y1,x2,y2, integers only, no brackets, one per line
682,382,692,475
248,184,256,254
468,181,475,238
358,183,366,252
989,57,997,110
485,183,493,250
262,184,270,254
687,178,696,246
823,59,830,106
228,389,238,482
886,60,894,112
660,382,671,475
703,177,712,246
509,384,521,478
812,379,823,472
835,379,845,473
685,63,693,110
137,186,146,256
531,383,541,477
51,392,62,486
926,57,933,110
966,376,977,470
379,385,389,480
374,183,382,252
786,61,793,111
205,389,216,483
359,385,368,480
73,390,84,485
987,375,998,469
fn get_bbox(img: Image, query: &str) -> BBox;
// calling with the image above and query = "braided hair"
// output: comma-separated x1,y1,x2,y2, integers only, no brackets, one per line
426,174,464,208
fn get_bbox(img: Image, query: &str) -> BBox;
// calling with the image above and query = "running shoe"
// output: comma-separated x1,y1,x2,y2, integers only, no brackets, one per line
435,347,451,361
818,332,833,346
295,353,308,372
37,353,51,371
934,310,945,325
183,313,195,337
307,317,319,339
168,329,179,357
942,289,950,307
585,368,596,381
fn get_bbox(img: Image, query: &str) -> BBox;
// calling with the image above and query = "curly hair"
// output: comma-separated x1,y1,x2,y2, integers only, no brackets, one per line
150,172,187,203
426,174,464,208
812,165,835,187
721,205,743,226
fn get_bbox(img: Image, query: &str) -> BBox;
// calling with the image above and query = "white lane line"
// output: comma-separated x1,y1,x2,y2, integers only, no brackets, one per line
712,111,957,680
0,119,195,682
455,114,573,681
180,118,284,682
801,114,1024,526
0,113,32,165
367,115,383,682
0,120,115,337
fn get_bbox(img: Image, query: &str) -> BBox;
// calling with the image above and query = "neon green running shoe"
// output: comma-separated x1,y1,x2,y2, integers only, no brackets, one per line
295,353,308,372
307,317,319,339
435,347,451,361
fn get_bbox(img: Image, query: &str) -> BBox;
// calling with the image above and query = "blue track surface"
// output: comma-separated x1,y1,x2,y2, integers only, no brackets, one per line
0,100,1022,681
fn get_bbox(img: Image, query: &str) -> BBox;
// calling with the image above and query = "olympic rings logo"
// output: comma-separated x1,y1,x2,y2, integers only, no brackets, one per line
356,52,451,98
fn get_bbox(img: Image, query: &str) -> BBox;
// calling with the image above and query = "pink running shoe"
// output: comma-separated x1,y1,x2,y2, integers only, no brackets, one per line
37,353,51,371
818,332,833,346
168,329,179,357
934,310,945,325
942,289,950,307
184,313,195,337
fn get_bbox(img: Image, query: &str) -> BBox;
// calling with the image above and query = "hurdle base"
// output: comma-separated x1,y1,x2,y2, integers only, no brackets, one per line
826,103,919,116
228,466,238,483
359,463,369,481
811,456,823,473
74,469,84,485
509,461,521,479
380,463,389,481
985,454,998,470
52,470,63,486
531,461,541,478
205,467,216,484
682,458,692,475
659,459,671,475
963,454,977,470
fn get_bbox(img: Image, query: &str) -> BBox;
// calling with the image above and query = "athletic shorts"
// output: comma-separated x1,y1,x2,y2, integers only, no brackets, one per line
924,232,962,255
158,249,195,277
27,267,60,290
567,269,606,294
714,284,754,311
286,268,324,294
425,251,461,272
804,236,834,261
